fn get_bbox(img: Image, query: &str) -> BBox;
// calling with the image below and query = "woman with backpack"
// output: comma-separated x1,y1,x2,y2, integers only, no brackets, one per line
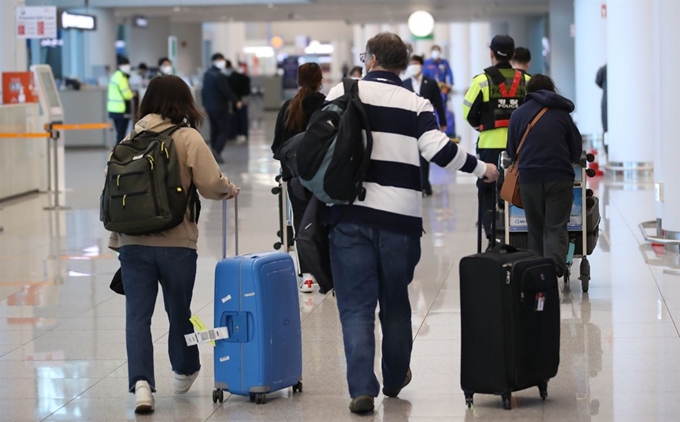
506,74,582,278
271,62,326,293
108,75,239,414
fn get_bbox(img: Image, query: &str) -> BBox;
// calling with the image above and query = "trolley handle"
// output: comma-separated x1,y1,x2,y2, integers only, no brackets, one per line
222,195,239,259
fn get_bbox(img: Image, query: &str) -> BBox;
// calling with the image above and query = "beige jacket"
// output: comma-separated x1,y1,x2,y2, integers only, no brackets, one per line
108,114,237,250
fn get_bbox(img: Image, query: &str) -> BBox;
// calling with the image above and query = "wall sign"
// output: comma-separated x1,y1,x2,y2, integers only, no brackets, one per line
61,11,96,31
15,6,57,39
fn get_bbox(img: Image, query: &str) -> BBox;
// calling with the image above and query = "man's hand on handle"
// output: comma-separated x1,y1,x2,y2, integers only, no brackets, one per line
483,163,499,183
226,185,240,200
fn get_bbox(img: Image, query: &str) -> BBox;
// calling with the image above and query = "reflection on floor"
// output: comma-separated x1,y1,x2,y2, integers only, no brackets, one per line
0,113,679,422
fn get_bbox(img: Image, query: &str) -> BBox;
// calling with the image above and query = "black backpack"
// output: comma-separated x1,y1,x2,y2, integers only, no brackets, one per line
100,125,200,236
297,79,373,205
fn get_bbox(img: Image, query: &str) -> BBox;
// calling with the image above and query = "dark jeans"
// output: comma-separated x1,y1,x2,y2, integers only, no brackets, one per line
477,148,504,240
207,109,231,154
329,223,421,398
119,245,200,392
110,113,130,145
420,156,431,194
520,181,573,276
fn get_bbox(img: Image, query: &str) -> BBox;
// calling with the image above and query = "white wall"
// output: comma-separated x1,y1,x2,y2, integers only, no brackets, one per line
548,0,576,101
170,22,203,76
0,0,28,73
127,17,170,69
269,21,354,43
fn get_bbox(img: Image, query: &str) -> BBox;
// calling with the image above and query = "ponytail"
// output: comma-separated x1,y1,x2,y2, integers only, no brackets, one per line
284,62,323,132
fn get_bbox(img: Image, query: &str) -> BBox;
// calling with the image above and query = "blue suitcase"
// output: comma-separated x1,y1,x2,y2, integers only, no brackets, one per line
212,199,303,405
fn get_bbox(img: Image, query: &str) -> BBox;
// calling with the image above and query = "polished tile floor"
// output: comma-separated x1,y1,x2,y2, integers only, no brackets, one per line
0,112,679,422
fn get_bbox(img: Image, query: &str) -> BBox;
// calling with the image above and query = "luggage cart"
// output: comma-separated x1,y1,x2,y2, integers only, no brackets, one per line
271,172,302,279
501,152,600,292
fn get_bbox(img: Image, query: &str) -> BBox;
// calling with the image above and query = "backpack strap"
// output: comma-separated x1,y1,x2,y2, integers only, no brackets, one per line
343,78,359,95
188,183,201,224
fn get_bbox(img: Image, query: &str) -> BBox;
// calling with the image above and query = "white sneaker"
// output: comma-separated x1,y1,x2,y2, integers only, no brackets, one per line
236,135,247,145
173,370,200,395
134,380,155,413
299,273,316,293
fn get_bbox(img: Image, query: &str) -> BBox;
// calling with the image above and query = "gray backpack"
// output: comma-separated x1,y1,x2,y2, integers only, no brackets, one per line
100,125,200,235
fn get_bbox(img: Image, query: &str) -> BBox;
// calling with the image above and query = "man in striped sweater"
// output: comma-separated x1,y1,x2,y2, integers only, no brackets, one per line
325,32,499,414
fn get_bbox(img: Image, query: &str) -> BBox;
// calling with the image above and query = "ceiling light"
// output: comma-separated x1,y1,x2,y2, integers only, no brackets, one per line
173,7,181,13
407,11,435,38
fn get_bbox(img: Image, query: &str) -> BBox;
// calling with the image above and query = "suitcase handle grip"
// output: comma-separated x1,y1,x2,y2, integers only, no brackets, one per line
222,196,239,259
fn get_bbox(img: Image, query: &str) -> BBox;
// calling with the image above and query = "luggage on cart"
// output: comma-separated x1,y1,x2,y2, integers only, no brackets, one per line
212,198,303,405
461,191,560,410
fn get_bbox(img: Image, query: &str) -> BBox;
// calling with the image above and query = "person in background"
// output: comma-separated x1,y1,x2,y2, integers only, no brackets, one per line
225,60,252,144
202,53,242,163
107,56,135,145
403,54,447,197
158,57,173,76
512,47,532,75
595,64,608,154
463,35,531,248
109,75,239,414
129,63,148,90
326,32,498,414
349,66,363,79
271,63,326,293
506,74,581,278
423,45,454,88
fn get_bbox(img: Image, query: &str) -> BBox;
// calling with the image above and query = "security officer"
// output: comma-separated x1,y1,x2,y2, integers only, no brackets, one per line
423,45,454,87
108,56,135,145
463,35,531,246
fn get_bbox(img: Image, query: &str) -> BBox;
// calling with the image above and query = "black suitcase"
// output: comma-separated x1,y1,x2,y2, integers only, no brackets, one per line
460,188,560,410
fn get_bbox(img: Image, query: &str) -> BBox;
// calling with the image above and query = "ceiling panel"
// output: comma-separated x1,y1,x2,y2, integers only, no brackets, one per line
114,0,549,24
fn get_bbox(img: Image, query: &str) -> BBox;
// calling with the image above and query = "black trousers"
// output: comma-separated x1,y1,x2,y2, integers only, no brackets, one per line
110,113,130,145
207,109,230,154
520,181,573,277
477,148,504,240
287,183,311,275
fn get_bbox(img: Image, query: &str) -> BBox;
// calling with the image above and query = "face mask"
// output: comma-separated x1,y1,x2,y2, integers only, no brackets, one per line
119,64,131,74
214,60,226,70
431,50,441,60
319,84,324,91
408,64,422,77
161,65,173,75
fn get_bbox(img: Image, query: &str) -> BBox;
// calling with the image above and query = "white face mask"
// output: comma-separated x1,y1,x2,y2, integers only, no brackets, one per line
160,65,173,75
119,64,131,74
408,64,422,77
431,50,441,60
214,60,227,70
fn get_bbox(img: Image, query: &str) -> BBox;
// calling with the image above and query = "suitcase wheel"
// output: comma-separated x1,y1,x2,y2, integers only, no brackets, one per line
538,381,548,401
502,393,512,410
464,391,474,409
579,258,591,293
271,186,281,195
273,242,282,250
212,389,224,404
250,393,267,405
293,381,303,394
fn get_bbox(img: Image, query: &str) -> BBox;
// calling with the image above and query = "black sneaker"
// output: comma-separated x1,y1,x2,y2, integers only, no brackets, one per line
349,395,375,413
382,368,412,398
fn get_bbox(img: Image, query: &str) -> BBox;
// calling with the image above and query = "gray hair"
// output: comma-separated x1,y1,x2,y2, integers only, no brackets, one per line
366,32,413,72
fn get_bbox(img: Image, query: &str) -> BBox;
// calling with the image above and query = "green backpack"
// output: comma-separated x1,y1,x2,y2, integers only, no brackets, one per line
100,125,200,236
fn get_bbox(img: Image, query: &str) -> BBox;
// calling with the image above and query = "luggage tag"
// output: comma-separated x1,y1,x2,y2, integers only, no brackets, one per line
185,327,229,347
535,293,545,312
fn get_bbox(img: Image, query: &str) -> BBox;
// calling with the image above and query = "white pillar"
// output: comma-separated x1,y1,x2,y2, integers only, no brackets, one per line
75,8,116,80
606,0,653,168
490,21,508,38
548,0,576,102
450,23,473,152
574,0,607,136
380,24,394,33
469,22,491,81
655,0,680,234
353,24,364,66
210,22,246,64
0,0,27,72
364,24,381,43
507,17,528,48
433,23,450,51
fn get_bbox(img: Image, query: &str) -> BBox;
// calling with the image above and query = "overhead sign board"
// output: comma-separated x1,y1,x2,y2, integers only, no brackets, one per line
15,6,57,39
61,11,96,30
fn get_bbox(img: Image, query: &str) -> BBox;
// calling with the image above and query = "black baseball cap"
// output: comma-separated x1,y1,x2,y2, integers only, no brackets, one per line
490,35,515,59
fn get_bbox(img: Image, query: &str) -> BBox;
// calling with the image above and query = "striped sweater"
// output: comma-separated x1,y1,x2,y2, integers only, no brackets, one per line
326,71,487,237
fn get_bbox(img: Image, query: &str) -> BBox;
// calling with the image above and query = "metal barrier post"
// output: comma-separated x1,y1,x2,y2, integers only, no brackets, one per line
43,125,70,211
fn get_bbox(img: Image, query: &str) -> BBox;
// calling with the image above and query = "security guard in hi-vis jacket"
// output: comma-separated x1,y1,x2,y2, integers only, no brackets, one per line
463,35,531,246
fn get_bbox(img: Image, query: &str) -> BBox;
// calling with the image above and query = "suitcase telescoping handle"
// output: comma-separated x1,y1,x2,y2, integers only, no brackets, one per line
222,196,239,259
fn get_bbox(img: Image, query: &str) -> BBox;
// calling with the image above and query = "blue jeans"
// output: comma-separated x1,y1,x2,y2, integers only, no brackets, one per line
329,223,421,398
119,245,200,392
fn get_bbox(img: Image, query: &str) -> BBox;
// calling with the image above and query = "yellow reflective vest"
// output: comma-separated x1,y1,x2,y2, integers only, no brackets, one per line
462,66,531,149
107,70,134,114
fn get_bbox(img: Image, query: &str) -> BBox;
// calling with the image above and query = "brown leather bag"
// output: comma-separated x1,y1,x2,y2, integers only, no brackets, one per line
500,107,549,208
